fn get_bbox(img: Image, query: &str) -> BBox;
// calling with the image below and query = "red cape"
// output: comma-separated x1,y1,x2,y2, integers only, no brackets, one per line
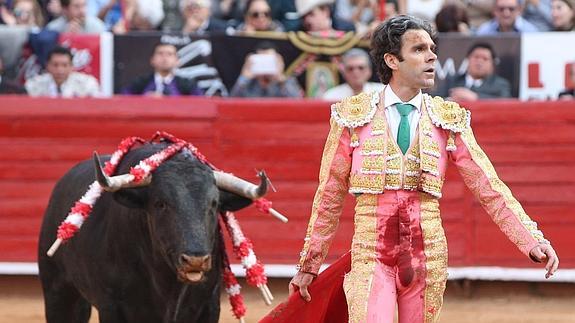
259,251,351,323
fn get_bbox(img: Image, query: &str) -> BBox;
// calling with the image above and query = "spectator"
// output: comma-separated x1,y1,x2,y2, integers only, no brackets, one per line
551,0,574,30
110,0,165,33
435,3,471,33
235,0,284,32
434,42,512,102
123,43,201,96
45,0,106,33
452,0,492,30
523,0,553,31
180,0,228,34
211,0,244,21
335,0,380,35
269,0,300,31
0,0,45,29
323,48,383,100
296,0,355,36
400,0,444,22
161,0,184,32
87,0,123,31
36,0,62,23
231,41,303,97
25,46,100,97
0,56,26,94
476,0,539,34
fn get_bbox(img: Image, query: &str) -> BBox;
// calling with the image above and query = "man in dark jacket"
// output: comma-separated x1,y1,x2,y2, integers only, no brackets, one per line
0,56,26,94
434,42,512,102
123,42,202,96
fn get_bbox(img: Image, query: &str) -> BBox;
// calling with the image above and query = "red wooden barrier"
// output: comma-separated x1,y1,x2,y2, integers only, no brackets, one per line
1,96,574,271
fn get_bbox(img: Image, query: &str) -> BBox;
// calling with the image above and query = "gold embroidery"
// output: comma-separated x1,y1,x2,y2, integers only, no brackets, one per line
350,173,384,194
361,156,385,174
344,194,378,323
421,154,439,176
403,174,420,190
350,128,360,148
420,174,443,198
332,92,379,128
419,194,448,322
371,111,387,135
446,131,456,152
459,127,548,247
299,118,350,270
426,95,470,133
422,136,440,157
361,137,386,155
384,173,401,189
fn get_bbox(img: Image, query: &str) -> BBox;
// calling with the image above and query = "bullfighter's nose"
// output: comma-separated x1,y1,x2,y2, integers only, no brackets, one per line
180,254,212,271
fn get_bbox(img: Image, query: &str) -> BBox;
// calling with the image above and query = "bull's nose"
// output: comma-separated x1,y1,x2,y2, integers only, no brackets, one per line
180,254,212,271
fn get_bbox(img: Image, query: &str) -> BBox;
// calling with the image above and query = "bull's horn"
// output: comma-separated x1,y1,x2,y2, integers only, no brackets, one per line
214,170,268,200
93,152,151,192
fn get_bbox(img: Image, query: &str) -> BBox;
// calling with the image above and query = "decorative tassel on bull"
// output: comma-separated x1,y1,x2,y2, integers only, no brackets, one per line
45,131,288,322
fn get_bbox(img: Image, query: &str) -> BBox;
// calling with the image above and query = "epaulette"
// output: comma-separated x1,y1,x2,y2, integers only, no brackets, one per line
330,91,379,128
424,94,471,133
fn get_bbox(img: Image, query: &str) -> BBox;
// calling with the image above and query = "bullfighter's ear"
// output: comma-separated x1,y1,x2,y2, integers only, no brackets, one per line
113,188,148,209
218,189,253,212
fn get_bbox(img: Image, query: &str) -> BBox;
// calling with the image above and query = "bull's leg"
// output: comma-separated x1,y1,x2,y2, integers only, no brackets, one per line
40,264,91,323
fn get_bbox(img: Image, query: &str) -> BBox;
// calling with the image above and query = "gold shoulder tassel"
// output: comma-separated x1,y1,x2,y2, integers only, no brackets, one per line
446,131,456,152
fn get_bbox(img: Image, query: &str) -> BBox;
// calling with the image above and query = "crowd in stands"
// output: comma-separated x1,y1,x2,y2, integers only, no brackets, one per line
0,0,573,99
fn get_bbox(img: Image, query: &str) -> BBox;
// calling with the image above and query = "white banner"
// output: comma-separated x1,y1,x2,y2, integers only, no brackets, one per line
520,32,575,100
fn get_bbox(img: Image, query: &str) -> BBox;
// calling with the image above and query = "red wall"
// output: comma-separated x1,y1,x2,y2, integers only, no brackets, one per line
1,97,574,268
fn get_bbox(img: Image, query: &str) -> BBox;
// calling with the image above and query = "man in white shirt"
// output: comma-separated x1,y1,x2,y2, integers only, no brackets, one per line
25,46,100,97
46,0,106,34
323,48,383,101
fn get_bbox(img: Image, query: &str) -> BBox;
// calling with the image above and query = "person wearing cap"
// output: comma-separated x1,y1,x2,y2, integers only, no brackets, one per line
295,0,355,35
287,15,558,323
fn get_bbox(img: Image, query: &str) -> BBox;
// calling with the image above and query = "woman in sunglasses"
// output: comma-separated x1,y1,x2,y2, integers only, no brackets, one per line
235,0,284,33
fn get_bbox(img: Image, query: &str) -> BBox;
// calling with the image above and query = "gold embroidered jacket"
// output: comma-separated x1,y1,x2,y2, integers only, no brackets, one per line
298,91,549,274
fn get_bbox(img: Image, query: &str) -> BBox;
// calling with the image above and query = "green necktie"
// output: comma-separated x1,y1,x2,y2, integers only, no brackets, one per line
396,103,414,154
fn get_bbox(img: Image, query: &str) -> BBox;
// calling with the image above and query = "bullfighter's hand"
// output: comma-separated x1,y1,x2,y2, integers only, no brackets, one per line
289,271,315,302
529,243,559,279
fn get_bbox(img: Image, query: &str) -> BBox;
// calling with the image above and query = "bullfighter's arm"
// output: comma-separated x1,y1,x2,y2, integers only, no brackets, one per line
297,117,352,275
448,112,558,274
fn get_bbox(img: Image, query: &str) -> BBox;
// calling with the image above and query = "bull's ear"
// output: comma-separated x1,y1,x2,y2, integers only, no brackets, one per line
218,189,253,212
113,188,148,209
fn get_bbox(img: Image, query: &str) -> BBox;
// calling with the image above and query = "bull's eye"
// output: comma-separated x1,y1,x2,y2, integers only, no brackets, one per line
154,200,168,210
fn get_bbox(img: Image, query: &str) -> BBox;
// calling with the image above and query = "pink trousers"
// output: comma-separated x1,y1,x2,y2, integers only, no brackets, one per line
346,191,447,323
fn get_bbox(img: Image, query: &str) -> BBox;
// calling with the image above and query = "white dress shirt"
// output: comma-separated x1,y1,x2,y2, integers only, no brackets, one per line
383,85,422,146
154,73,175,94
25,72,100,97
465,74,483,88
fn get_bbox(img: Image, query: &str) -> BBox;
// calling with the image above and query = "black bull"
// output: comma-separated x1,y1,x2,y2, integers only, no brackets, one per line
38,143,266,323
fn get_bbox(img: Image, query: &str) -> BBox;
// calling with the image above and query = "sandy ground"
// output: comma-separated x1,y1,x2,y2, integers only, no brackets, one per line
1,276,574,323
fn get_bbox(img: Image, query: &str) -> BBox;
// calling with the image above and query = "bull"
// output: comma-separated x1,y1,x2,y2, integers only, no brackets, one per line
38,142,268,323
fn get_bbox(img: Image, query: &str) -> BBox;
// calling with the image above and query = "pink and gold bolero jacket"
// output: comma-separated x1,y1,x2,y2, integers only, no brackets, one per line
298,91,549,275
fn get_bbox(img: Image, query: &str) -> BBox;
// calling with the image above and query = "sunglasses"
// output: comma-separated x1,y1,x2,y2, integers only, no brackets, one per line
345,65,367,72
496,6,517,12
249,11,270,18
